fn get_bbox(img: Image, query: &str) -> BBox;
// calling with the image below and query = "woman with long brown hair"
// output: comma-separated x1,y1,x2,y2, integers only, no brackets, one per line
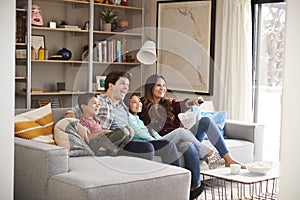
139,74,245,169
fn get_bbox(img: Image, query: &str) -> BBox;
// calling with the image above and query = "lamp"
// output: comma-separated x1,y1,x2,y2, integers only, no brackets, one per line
137,40,157,65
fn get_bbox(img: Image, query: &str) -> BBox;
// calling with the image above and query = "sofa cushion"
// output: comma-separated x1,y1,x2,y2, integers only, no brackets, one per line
54,118,95,157
47,156,191,200
14,103,55,144
190,105,227,138
203,139,254,164
198,110,227,137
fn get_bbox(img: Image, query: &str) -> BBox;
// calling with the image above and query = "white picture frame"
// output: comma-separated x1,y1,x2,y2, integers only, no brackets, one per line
96,76,106,91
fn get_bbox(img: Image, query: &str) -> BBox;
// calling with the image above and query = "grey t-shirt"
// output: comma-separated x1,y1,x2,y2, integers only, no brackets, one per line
110,102,129,130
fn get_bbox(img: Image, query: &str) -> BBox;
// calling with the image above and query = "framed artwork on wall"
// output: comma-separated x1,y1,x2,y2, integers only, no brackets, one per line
156,0,216,95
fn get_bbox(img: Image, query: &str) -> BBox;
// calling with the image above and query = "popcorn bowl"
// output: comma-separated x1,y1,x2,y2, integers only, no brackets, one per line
246,161,273,175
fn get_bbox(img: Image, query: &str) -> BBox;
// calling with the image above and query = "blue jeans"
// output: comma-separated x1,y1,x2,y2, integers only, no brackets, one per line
118,140,180,167
149,140,180,167
177,143,200,188
118,140,155,160
190,117,229,156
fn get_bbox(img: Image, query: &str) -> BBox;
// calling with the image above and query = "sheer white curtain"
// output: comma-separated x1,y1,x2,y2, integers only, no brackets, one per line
218,0,253,121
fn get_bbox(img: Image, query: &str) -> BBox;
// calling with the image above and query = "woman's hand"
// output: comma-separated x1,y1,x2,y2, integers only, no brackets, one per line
185,96,204,107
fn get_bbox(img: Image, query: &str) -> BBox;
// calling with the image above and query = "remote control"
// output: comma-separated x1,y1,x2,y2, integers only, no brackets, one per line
187,99,204,106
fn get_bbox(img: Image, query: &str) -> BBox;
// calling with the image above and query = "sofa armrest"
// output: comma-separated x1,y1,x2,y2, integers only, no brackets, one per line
14,137,69,200
224,119,264,161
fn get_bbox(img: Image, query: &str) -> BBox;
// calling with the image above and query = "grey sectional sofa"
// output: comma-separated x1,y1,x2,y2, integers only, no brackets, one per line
14,107,264,200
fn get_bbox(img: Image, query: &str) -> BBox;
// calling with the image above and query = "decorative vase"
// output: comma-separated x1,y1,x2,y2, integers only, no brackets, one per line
111,20,117,32
57,48,72,60
103,23,111,32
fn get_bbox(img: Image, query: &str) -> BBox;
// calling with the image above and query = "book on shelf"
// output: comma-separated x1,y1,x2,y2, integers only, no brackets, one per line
101,40,107,62
107,40,113,62
94,41,102,62
59,25,80,30
116,40,121,62
122,37,127,62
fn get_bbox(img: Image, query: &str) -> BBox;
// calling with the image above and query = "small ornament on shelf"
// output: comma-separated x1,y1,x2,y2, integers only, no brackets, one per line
31,46,36,60
31,3,44,26
118,19,129,31
104,0,113,4
38,46,45,60
121,0,128,6
57,48,72,60
113,0,121,5
111,20,118,32
49,21,56,28
82,21,89,30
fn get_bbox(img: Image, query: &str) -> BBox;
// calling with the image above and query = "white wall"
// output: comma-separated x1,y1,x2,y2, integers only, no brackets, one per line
278,0,300,198
0,0,15,199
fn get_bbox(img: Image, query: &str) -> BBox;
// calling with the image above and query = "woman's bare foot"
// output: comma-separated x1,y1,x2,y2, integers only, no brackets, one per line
223,153,246,169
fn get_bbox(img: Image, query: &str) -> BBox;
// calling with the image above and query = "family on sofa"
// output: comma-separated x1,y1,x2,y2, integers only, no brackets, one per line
61,71,245,200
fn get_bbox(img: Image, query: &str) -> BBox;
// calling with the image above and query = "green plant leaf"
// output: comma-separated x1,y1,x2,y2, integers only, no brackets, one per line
100,8,119,23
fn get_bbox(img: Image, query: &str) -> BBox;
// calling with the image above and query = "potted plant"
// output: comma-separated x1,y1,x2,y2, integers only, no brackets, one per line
100,8,118,31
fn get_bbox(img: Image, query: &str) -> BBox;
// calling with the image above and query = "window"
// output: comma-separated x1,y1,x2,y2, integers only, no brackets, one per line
252,0,286,161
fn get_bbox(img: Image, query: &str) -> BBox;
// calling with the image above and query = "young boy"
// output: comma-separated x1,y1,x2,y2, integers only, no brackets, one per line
78,92,133,156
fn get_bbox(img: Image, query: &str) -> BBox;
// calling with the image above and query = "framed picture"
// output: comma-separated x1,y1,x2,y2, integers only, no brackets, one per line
31,35,45,58
96,76,106,91
156,0,216,95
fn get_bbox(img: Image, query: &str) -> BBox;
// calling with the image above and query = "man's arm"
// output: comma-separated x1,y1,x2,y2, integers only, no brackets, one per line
63,105,82,119
88,130,111,141
64,112,76,118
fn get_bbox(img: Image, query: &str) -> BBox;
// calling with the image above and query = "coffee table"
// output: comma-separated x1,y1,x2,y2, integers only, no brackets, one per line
200,165,280,200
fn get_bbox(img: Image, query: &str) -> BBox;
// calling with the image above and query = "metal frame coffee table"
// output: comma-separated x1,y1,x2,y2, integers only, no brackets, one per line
200,166,279,200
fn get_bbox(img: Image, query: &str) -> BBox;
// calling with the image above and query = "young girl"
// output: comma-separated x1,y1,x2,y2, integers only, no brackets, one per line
78,92,133,156
124,92,225,169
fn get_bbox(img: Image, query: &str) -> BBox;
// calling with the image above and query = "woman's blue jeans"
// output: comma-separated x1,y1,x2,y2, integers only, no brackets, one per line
177,143,200,188
190,117,229,156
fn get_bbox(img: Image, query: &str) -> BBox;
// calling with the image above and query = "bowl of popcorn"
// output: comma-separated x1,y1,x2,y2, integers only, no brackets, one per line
246,161,273,175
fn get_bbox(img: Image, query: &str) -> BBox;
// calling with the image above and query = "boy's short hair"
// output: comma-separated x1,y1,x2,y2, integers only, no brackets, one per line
78,93,96,111
104,71,132,91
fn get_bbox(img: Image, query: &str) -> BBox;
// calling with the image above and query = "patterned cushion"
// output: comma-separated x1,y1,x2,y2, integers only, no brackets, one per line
15,103,55,144
198,110,228,138
191,106,228,138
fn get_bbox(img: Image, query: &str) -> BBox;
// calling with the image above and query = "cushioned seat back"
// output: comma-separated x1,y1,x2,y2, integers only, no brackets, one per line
15,107,70,124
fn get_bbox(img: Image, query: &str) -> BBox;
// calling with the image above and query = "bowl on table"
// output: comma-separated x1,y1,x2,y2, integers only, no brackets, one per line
246,161,273,175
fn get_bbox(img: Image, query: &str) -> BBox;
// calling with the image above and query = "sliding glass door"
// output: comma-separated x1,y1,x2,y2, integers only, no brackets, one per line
252,0,286,161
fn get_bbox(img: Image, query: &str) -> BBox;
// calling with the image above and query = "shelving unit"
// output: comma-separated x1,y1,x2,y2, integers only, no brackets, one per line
15,0,144,109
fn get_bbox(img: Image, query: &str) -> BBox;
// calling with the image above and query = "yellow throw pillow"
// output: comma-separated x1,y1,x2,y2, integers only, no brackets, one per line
15,103,55,145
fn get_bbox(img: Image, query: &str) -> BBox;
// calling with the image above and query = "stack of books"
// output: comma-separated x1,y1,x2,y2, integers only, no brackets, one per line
95,38,127,62
59,25,81,30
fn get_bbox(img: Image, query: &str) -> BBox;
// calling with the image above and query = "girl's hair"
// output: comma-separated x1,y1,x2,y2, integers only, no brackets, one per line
124,91,140,107
77,93,96,111
142,74,175,120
